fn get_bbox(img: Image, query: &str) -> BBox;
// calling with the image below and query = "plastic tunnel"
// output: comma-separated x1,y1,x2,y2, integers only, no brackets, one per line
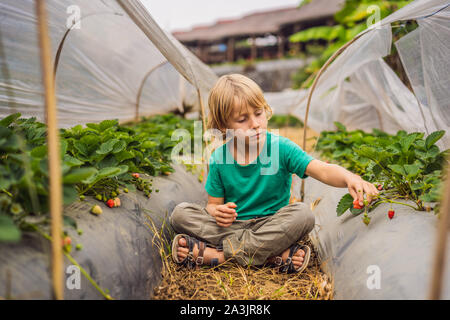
0,0,449,300
0,0,217,127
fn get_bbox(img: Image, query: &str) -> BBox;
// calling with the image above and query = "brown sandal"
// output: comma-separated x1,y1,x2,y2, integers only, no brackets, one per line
271,244,311,274
171,234,220,269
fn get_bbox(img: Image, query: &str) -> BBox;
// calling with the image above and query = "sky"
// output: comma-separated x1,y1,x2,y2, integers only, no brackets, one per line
142,0,301,32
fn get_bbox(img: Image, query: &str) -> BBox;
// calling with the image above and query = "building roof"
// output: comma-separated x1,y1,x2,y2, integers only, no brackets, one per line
172,0,345,43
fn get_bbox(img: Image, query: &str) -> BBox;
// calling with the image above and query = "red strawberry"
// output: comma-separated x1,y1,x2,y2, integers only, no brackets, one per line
388,210,395,219
62,236,72,246
353,199,363,209
106,199,115,208
132,173,140,178
377,184,383,191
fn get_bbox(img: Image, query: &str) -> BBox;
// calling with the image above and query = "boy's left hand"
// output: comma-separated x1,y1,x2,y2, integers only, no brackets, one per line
346,174,379,206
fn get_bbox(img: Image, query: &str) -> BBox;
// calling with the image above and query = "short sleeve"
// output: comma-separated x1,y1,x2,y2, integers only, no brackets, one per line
205,156,225,198
283,138,314,179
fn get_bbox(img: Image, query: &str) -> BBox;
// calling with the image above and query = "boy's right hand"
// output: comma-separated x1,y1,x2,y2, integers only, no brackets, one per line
213,202,237,228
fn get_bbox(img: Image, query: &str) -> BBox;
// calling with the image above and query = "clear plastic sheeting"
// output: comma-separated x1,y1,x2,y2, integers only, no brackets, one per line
395,8,450,143
290,0,450,149
0,0,216,127
264,89,308,115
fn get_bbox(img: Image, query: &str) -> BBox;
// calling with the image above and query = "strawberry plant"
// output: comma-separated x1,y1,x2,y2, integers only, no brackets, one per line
0,112,199,242
316,122,448,225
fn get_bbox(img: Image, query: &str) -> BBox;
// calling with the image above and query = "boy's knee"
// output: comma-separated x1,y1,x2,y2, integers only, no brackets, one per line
289,202,315,234
169,202,190,230
303,209,315,232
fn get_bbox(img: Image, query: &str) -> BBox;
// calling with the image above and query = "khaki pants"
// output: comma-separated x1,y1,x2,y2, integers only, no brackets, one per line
169,201,315,267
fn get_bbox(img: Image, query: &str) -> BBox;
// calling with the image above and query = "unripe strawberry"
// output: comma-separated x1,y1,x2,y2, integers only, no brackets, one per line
106,199,115,208
90,205,103,215
123,188,129,193
363,215,371,226
388,210,395,219
95,194,103,201
113,197,121,207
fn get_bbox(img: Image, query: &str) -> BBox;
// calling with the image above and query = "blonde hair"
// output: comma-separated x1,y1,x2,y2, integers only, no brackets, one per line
207,74,272,137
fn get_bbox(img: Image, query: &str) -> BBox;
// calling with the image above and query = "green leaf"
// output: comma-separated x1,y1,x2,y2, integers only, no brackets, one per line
350,207,364,216
399,133,417,153
97,139,119,155
0,113,21,127
115,150,134,162
388,164,407,176
354,146,390,163
290,25,345,43
0,214,21,242
336,193,353,216
97,166,122,179
425,130,445,149
140,140,158,149
116,165,129,176
31,145,48,159
404,163,421,179
63,167,97,184
112,140,127,153
63,155,84,167
334,122,346,132
99,119,119,132
63,185,78,205
63,215,77,229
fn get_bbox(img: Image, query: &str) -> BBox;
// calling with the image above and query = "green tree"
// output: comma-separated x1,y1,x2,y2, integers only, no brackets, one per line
291,0,414,89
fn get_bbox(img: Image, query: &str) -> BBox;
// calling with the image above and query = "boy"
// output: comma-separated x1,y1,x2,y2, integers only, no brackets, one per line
170,74,378,273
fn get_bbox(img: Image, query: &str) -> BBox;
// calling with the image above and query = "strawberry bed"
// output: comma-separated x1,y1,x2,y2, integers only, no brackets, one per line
316,122,447,225
0,113,207,299
297,123,450,299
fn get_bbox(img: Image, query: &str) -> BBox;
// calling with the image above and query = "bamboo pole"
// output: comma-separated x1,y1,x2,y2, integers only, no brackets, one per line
36,0,64,300
197,87,210,174
428,158,450,300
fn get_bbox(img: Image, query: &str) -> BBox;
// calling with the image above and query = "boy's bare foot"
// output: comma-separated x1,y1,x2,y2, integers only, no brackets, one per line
177,237,225,265
267,247,305,269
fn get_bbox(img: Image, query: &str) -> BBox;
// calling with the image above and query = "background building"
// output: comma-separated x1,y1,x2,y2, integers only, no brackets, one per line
172,0,344,64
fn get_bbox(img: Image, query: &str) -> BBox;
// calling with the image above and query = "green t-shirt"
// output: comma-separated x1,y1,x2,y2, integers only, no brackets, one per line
205,131,314,220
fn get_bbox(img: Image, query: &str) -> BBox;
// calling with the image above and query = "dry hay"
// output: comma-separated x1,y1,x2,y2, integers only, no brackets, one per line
148,125,331,300
151,236,333,300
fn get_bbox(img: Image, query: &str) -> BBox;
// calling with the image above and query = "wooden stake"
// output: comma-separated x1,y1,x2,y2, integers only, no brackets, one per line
36,0,64,300
197,87,209,174
429,158,450,300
